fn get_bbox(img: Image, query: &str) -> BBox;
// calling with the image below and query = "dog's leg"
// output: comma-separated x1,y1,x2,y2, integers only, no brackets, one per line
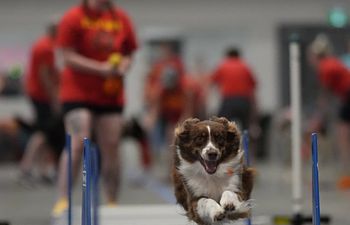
219,190,242,212
220,191,254,220
242,167,255,200
172,170,188,211
196,198,225,224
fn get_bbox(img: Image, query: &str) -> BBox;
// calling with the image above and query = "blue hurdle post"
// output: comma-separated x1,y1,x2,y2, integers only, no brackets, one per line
273,133,330,225
82,138,92,225
67,134,72,225
311,133,321,225
243,130,252,225
243,130,250,166
91,145,100,225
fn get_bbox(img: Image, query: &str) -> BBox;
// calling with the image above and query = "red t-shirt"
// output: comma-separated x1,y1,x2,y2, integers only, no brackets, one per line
211,57,256,98
145,57,187,122
25,35,56,102
318,57,350,100
56,5,138,106
160,76,191,123
147,57,184,86
144,56,184,107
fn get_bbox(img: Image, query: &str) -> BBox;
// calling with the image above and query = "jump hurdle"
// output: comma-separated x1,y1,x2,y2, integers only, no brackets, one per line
82,138,92,225
311,133,320,225
91,144,100,225
66,130,329,225
66,135,100,225
243,130,252,225
273,35,330,225
67,134,72,225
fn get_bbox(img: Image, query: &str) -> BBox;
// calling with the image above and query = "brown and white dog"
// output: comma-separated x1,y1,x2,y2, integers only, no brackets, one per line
172,117,254,225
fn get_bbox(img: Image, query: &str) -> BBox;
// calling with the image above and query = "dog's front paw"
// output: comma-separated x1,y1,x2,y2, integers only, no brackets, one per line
223,202,235,212
235,199,256,213
220,191,241,212
197,198,225,223
205,200,225,223
212,208,225,222
225,199,256,221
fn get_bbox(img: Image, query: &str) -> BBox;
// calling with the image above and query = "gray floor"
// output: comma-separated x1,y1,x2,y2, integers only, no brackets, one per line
0,141,350,225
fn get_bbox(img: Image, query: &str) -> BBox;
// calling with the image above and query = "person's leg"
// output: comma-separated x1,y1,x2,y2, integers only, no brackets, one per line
95,113,123,204
19,100,50,176
52,108,93,216
149,117,166,156
336,100,350,190
40,117,65,181
218,98,231,119
124,118,152,170
36,143,57,184
336,121,350,174
19,131,46,174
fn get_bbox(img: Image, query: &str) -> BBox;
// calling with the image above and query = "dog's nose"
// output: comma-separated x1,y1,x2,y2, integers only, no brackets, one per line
207,152,218,161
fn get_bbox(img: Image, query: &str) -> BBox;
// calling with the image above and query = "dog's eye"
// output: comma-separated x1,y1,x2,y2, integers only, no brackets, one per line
214,133,225,144
195,136,205,144
216,135,225,145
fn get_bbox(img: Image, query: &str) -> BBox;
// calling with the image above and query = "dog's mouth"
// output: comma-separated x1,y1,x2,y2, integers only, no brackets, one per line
199,157,218,174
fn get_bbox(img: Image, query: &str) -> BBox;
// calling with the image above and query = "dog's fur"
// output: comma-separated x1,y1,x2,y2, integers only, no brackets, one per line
172,117,254,225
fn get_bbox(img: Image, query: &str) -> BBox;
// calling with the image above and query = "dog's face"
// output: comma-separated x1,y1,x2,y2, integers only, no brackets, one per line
175,117,241,175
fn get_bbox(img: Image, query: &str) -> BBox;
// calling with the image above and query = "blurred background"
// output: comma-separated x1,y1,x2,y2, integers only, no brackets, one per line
0,0,350,225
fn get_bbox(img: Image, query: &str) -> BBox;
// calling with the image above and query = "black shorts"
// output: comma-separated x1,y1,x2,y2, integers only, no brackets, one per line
31,99,53,131
339,98,350,123
30,99,65,154
62,102,123,116
218,96,251,129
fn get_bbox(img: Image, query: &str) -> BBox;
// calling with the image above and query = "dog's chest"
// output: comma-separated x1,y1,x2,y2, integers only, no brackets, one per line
179,161,240,202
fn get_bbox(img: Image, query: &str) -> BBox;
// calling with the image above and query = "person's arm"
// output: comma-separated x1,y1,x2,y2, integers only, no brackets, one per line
117,55,133,76
60,48,117,77
307,87,331,133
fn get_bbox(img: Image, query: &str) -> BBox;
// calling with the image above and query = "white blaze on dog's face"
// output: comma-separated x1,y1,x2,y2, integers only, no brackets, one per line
199,125,222,174
175,117,241,175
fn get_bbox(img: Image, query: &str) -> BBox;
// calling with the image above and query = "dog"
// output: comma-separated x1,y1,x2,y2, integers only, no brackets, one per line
172,117,254,225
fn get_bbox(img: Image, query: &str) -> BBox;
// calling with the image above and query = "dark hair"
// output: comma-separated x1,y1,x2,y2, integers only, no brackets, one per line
82,0,117,20
226,47,240,58
46,22,57,37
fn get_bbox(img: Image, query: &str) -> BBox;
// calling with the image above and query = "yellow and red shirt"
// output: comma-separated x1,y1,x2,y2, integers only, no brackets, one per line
25,35,57,102
211,58,256,98
56,5,138,106
318,56,350,100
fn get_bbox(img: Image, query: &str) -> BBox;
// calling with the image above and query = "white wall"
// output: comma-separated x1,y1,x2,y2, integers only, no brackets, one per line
0,0,347,117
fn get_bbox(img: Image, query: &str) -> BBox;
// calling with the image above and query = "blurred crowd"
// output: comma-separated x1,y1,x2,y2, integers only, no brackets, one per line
0,0,350,222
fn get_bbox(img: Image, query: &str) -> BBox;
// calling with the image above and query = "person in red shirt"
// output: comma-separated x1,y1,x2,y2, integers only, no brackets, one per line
143,43,194,178
209,47,258,130
309,35,350,189
20,22,65,185
52,0,138,217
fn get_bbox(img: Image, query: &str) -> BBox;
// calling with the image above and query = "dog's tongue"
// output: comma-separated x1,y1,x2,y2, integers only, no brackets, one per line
204,161,217,174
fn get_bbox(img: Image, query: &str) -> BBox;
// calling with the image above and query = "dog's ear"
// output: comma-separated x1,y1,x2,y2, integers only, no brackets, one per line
175,118,200,144
210,117,240,146
210,116,229,128
226,121,241,150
